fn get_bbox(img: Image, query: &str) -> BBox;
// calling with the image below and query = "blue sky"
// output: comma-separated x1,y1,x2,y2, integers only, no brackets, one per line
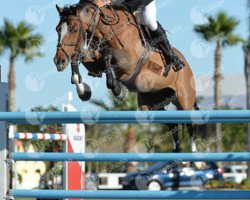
0,0,249,111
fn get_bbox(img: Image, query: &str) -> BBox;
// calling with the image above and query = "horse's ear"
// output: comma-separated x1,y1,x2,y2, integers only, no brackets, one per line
56,4,63,14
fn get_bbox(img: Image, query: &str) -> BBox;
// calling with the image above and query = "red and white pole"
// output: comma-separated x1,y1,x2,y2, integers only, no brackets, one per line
62,92,85,200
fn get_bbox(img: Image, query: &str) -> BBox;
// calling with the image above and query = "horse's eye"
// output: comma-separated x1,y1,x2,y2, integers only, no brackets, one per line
68,26,73,31
69,26,77,33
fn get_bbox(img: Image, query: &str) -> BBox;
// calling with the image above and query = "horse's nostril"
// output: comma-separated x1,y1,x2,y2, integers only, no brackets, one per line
62,59,66,64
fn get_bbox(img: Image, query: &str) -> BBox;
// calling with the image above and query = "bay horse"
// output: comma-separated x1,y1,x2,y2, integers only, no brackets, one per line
53,2,206,168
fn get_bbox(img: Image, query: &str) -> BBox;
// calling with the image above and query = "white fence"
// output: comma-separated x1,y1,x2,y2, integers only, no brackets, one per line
98,173,126,190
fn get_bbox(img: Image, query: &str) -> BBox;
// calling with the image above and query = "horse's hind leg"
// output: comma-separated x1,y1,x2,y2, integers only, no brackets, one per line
169,124,181,153
187,122,206,169
194,102,208,139
138,91,181,153
186,103,208,153
174,87,206,169
187,124,197,152
175,97,199,154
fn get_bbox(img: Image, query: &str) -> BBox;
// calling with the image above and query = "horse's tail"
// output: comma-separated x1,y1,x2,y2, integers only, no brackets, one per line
194,102,208,139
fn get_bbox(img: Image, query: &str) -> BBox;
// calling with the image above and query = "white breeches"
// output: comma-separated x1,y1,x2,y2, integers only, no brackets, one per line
136,0,158,31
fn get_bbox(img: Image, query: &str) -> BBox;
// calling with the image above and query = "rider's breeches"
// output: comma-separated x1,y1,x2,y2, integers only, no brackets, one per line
136,0,158,31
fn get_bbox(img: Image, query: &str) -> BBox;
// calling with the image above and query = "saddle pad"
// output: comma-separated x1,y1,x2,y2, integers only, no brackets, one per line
148,51,165,69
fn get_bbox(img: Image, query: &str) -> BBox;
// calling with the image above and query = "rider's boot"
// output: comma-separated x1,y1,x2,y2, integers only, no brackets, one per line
150,22,185,76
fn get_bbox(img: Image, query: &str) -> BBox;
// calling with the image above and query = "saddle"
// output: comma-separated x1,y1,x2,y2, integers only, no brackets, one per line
109,3,161,49
104,4,166,70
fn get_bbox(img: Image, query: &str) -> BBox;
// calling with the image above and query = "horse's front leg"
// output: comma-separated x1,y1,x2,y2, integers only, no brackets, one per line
103,49,128,101
71,62,92,101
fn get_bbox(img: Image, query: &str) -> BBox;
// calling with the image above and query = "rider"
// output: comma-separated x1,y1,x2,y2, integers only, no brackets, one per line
81,0,185,74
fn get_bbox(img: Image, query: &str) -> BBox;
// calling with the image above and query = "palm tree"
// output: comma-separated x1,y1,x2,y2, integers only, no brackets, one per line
0,19,43,111
195,12,243,152
245,39,250,178
0,34,4,55
245,0,250,178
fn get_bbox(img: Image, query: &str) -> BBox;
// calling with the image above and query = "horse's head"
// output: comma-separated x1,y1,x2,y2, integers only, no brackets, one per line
53,3,99,71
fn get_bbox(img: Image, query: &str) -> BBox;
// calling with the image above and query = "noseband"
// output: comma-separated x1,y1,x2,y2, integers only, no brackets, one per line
56,4,100,62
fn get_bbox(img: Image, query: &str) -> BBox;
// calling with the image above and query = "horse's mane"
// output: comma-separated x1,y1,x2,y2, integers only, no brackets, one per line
109,4,130,12
60,0,130,17
61,1,98,16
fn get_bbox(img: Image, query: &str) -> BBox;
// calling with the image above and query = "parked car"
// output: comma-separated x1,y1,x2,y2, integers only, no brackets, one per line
122,162,224,190
223,165,247,183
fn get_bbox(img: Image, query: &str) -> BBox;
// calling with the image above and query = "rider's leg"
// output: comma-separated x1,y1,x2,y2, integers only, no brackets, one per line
138,0,158,31
140,0,185,75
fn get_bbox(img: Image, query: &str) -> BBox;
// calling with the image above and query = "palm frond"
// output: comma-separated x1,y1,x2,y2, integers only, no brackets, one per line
247,38,250,48
113,93,137,111
3,19,15,37
22,34,44,62
194,11,241,45
223,34,244,46
24,51,44,62
244,37,250,50
90,92,138,111
194,24,216,41
216,12,239,36
0,32,4,54
194,15,220,41
0,19,44,60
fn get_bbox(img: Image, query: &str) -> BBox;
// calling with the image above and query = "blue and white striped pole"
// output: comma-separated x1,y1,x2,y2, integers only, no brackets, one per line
9,132,67,141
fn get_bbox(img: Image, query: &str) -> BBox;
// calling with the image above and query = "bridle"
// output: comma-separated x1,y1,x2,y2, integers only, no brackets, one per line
56,3,135,64
56,4,100,62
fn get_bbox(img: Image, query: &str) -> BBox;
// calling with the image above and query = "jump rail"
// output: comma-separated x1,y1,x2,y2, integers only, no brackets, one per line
10,152,250,162
1,110,250,124
9,190,250,199
2,109,250,199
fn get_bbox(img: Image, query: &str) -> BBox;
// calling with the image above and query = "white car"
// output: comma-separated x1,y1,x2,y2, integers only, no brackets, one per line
223,165,248,184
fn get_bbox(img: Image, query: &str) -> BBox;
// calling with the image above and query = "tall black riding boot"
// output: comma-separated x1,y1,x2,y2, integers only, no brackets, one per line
150,22,185,76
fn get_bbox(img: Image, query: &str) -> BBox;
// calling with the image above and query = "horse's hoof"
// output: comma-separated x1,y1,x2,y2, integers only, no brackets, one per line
115,84,129,101
194,162,206,170
78,83,92,101
182,161,191,167
191,150,207,169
